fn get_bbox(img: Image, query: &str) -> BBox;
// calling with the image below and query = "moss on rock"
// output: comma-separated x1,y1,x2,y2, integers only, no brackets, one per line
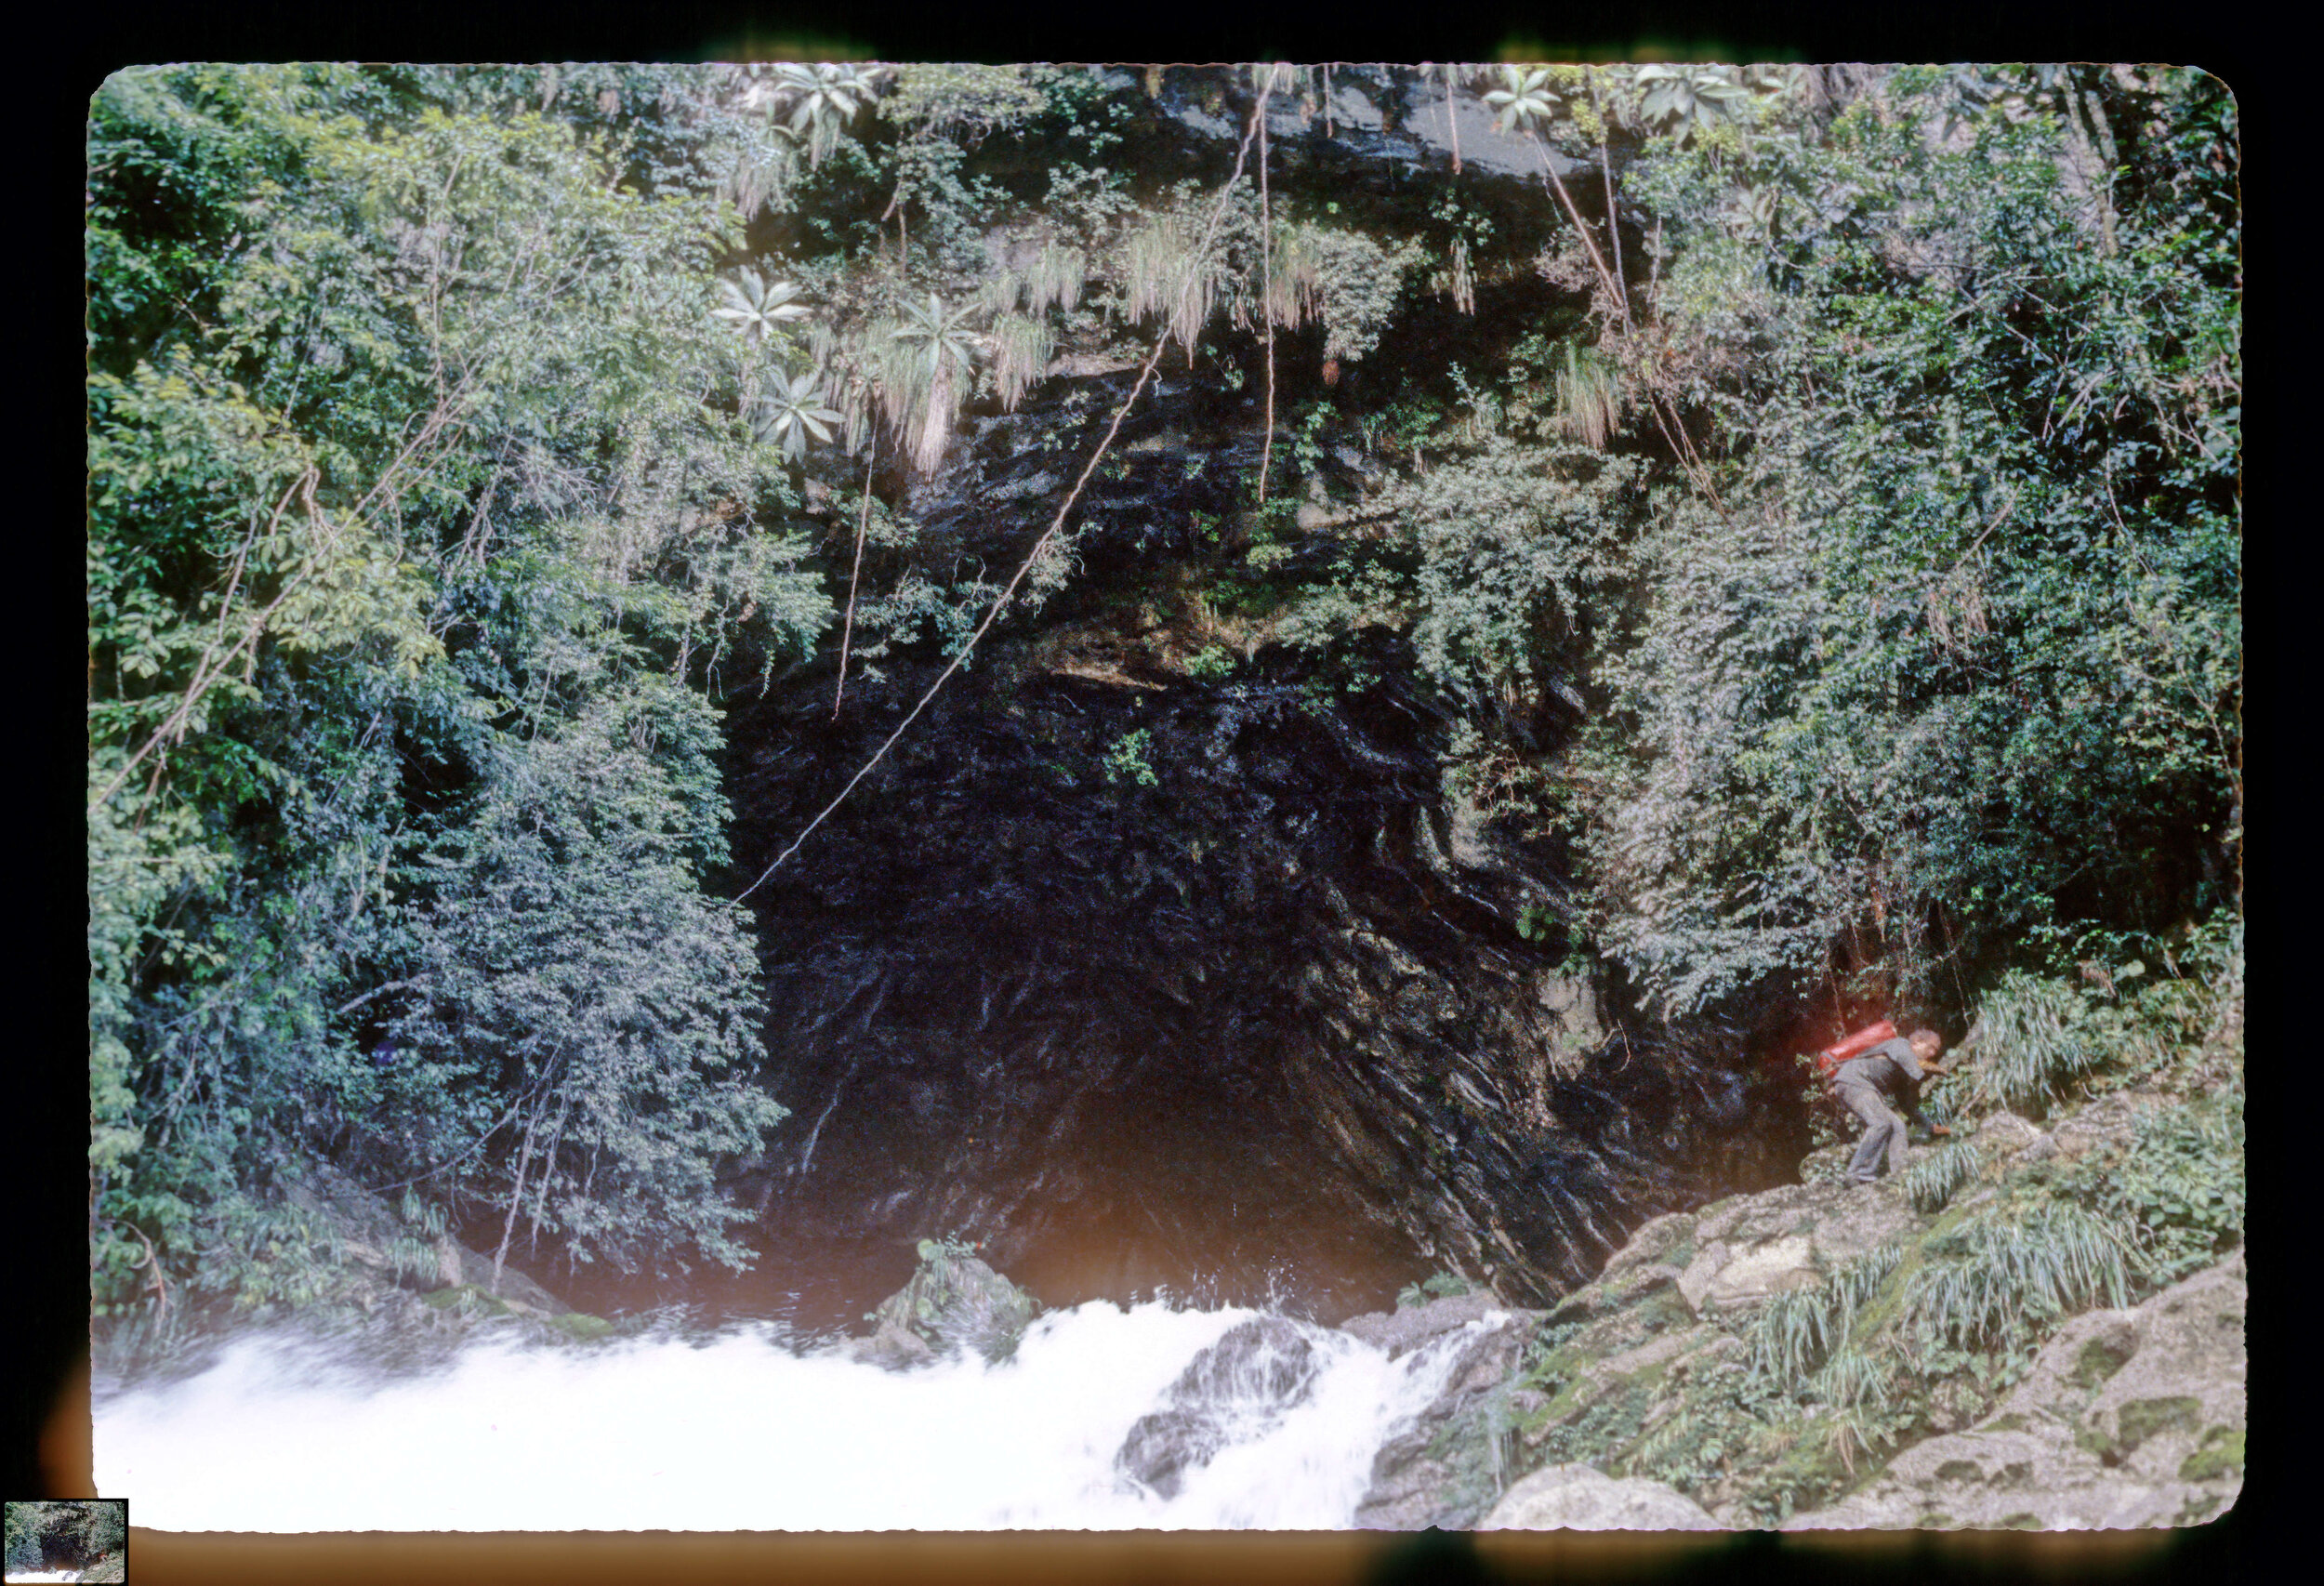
2114,1394,2201,1454
2070,1334,2136,1392
2176,1425,2244,1483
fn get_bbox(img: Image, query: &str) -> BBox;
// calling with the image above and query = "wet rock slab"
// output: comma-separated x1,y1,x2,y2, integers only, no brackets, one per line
1340,1289,1505,1357
1351,1296,1548,1529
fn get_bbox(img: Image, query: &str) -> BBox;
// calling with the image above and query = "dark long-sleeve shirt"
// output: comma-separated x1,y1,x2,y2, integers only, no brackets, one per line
1837,1038,1934,1127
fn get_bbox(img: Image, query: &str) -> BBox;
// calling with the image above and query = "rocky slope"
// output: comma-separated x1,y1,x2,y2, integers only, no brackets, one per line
1380,1083,2245,1530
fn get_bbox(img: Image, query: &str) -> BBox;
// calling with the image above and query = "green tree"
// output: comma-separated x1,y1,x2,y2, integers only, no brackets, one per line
1575,66,2239,1012
87,65,828,1338
404,681,787,1282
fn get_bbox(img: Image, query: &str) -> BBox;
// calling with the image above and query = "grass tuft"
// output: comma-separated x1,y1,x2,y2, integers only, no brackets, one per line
1963,970,2101,1118
1747,1244,1906,1386
1904,1200,2135,1354
1902,1138,1987,1213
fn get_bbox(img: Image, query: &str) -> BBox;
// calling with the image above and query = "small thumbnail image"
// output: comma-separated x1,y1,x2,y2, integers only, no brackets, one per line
4,1501,125,1582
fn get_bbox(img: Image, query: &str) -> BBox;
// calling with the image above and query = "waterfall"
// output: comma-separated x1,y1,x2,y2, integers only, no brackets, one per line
93,1301,1495,1532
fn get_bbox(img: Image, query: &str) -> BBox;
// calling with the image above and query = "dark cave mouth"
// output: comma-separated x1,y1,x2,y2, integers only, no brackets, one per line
652,654,1800,1332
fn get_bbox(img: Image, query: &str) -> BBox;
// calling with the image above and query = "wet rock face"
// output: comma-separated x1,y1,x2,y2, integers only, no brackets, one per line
724,636,1797,1317
1118,1317,1326,1498
1350,1297,1546,1528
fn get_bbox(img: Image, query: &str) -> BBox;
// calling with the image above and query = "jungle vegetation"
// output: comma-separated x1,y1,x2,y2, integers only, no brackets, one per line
86,63,2238,1351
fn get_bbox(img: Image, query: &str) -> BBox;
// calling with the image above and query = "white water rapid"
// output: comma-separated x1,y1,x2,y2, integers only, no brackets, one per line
94,1300,1495,1531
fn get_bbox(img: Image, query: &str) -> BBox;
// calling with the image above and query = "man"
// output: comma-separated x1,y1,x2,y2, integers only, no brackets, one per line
1835,1027,1951,1185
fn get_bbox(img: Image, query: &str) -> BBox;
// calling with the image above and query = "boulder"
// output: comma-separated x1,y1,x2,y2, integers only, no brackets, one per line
1480,1463,1723,1530
1550,1261,1684,1326
843,1319,938,1371
1975,1112,2048,1154
1596,1212,1697,1282
279,1157,577,1317
432,1243,571,1318
2047,1090,2165,1159
861,1240,1040,1366
1117,1317,1325,1498
1677,1235,1815,1312
1781,1250,2244,1530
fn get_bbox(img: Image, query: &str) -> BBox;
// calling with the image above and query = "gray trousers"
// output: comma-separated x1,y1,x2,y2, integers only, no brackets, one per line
1836,1075,1907,1183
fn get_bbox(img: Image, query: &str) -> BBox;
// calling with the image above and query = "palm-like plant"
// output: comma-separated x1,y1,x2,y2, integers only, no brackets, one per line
768,62,881,167
891,291,980,383
711,269,811,348
1482,64,1560,137
886,293,982,474
1633,64,1750,145
752,367,843,463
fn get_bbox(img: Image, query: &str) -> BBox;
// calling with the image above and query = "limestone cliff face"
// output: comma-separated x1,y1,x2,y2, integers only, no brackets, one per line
686,64,1806,1326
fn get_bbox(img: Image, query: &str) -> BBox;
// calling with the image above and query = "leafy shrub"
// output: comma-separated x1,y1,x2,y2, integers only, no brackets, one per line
1182,645,1236,680
1103,728,1159,787
1575,66,2238,1018
4,1505,39,1574
1623,1380,1771,1494
2064,1090,2244,1288
1397,1270,1475,1308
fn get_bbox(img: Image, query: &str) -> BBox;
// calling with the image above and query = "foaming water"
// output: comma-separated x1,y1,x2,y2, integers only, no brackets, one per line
95,1299,1485,1531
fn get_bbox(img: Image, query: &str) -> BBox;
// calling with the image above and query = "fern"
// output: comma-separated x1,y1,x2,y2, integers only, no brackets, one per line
389,1189,451,1286
1396,1270,1475,1308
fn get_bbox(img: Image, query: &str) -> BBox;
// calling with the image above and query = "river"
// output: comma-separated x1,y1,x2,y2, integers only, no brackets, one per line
92,1298,1496,1531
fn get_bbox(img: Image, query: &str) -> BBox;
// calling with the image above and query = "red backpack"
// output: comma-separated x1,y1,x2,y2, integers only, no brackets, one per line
1813,1019,1897,1082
